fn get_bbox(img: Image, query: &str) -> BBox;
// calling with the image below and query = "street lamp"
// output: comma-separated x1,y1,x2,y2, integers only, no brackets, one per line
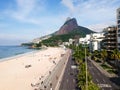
82,41,88,90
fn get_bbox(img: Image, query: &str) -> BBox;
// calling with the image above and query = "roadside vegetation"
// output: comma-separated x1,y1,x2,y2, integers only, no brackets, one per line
70,44,100,90
91,49,120,75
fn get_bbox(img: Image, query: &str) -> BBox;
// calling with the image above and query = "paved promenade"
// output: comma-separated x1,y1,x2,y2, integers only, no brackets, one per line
38,49,71,90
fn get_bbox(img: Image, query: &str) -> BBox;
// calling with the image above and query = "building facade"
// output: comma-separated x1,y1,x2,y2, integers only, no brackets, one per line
103,26,117,51
90,33,104,51
79,33,104,51
117,8,120,50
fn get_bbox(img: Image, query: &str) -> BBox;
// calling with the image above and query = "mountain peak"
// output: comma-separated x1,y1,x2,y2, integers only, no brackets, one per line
56,17,78,35
66,17,71,22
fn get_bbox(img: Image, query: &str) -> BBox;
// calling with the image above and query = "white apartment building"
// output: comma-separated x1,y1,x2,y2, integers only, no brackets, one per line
69,38,74,44
90,33,104,51
79,33,104,51
79,34,90,44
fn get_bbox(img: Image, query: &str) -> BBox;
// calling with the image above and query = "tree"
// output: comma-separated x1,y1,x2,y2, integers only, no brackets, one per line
111,49,120,67
36,42,42,47
72,45,100,90
100,49,108,64
88,82,100,90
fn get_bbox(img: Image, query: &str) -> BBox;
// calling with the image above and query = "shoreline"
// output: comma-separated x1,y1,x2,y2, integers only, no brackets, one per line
0,50,39,62
0,47,67,90
0,45,36,61
0,47,47,62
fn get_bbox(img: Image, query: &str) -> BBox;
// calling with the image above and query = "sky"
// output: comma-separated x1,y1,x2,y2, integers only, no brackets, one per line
0,0,119,45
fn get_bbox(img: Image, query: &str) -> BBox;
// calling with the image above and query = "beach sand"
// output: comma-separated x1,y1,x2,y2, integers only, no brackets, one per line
0,47,66,90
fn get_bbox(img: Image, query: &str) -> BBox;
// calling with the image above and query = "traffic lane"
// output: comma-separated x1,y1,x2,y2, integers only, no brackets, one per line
88,60,113,89
64,57,76,90
69,57,78,89
60,59,70,89
87,60,118,90
88,60,107,84
88,61,110,90
90,61,119,90
59,55,77,90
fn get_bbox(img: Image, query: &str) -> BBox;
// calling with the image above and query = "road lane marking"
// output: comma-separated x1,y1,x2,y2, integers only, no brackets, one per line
73,79,75,83
98,84,111,88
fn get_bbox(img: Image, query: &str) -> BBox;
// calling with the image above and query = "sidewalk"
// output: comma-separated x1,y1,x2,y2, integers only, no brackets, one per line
55,49,71,90
88,57,117,78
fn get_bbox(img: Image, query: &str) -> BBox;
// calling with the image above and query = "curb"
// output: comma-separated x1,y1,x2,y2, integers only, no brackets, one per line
88,57,117,78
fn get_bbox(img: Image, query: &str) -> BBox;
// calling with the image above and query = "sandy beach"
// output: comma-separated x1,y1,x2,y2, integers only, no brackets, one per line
0,47,67,90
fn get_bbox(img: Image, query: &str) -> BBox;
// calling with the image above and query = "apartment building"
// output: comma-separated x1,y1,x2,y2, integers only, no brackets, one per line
117,8,120,50
90,33,104,51
79,33,104,51
103,26,117,51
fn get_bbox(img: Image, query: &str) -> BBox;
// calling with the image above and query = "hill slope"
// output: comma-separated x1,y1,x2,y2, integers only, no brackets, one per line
55,18,78,35
29,17,95,47
41,26,95,46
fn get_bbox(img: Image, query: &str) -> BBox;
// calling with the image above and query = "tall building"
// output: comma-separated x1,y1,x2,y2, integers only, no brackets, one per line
103,26,117,51
117,8,120,50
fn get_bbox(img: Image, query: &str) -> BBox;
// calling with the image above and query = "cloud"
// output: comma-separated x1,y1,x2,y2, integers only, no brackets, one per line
2,0,68,26
61,0,119,32
0,33,29,45
0,0,120,45
3,0,45,24
87,21,116,32
61,0,75,13
0,33,31,40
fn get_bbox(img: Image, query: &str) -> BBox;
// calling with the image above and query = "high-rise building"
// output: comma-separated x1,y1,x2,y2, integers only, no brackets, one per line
117,8,120,50
103,26,117,51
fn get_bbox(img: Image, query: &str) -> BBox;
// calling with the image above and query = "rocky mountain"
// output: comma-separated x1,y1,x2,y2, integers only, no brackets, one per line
39,18,95,46
29,17,95,45
55,17,78,35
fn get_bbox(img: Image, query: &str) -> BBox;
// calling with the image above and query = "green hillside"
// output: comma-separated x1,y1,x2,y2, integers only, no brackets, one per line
40,26,95,46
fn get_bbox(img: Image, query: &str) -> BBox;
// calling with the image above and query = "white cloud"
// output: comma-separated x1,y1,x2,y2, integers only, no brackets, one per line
61,0,119,32
2,0,68,26
87,21,116,32
61,0,75,13
0,33,30,40
3,0,45,24
0,0,120,45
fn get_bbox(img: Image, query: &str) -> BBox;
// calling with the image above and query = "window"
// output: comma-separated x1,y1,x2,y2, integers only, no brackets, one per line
118,30,120,33
118,34,120,37
118,24,120,28
118,16,120,19
118,20,120,24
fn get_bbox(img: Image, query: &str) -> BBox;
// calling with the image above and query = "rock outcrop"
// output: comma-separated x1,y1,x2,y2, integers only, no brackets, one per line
55,17,78,35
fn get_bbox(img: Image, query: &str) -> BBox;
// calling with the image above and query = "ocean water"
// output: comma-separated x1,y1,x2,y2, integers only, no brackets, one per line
0,46,35,59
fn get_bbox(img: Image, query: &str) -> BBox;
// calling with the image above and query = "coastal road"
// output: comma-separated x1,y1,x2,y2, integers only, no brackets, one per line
87,59,119,90
59,53,78,90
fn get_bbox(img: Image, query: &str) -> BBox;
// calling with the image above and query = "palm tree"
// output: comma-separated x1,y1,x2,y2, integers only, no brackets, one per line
111,49,120,67
100,49,108,64
92,50,100,61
